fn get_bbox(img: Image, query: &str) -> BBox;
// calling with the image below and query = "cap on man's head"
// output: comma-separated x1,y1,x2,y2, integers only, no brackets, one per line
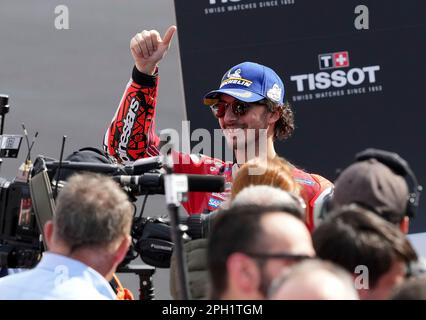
333,158,409,222
203,61,285,105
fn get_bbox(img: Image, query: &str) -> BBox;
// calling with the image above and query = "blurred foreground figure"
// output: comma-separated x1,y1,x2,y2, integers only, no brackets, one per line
268,259,359,300
207,205,314,299
313,205,417,300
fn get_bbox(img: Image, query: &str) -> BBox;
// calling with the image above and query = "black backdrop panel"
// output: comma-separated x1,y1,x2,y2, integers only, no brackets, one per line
174,0,426,232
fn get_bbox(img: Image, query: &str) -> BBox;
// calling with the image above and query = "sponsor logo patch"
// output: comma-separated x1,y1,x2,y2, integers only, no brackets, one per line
227,68,242,78
294,177,315,186
220,78,253,88
267,83,282,102
208,197,223,208
212,192,227,200
222,89,253,98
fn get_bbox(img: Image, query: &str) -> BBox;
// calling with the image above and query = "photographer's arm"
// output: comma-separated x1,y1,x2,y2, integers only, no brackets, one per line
104,26,176,164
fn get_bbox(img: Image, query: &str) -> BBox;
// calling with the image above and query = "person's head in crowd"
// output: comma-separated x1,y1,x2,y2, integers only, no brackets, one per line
46,173,133,281
207,204,314,300
313,205,417,300
331,157,410,233
204,62,294,161
390,277,426,300
268,259,359,300
0,173,133,300
231,156,300,199
231,185,305,221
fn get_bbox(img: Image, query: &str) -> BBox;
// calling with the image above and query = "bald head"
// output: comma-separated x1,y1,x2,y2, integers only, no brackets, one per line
269,260,359,300
260,212,314,257
232,186,305,220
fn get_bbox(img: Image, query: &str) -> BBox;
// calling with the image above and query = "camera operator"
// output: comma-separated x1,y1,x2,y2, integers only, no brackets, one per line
0,173,133,299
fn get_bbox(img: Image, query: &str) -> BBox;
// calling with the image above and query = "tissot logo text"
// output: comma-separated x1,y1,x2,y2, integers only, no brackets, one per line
290,51,383,101
291,66,380,92
291,51,380,92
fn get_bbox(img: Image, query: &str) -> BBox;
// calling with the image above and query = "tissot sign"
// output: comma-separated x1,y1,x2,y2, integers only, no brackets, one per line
290,50,383,102
174,0,426,232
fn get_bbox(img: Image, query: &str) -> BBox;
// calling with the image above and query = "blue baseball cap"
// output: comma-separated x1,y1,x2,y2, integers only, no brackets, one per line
203,61,285,105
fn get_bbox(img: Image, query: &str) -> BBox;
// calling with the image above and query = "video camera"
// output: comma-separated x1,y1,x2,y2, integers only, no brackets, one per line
0,123,224,270
42,148,224,269
0,94,41,268
129,211,220,268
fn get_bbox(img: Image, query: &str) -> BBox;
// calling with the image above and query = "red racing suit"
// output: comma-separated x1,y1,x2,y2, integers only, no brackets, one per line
104,67,333,231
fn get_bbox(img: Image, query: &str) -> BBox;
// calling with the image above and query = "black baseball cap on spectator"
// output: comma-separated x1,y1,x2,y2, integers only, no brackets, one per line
332,158,409,224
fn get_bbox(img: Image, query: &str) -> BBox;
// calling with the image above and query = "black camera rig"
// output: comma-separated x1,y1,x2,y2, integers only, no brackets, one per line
0,94,38,269
0,94,225,300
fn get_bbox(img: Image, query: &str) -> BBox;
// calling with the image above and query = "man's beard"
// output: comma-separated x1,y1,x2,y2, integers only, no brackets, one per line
224,128,268,164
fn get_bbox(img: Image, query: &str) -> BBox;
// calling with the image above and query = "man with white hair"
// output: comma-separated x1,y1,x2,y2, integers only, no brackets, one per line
268,259,359,300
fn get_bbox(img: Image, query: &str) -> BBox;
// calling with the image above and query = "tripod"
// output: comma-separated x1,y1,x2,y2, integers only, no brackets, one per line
117,264,156,300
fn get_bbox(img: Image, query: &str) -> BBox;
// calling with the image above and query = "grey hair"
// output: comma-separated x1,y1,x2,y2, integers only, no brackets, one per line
268,259,359,299
54,173,133,250
231,185,305,220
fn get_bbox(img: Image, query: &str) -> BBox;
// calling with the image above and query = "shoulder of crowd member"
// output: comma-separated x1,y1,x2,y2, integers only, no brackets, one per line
170,238,209,300
132,65,158,87
390,277,426,300
407,257,426,278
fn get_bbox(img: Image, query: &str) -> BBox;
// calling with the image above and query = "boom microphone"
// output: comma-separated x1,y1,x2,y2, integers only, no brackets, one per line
130,156,163,175
45,156,163,176
113,173,225,193
185,174,225,192
45,161,126,175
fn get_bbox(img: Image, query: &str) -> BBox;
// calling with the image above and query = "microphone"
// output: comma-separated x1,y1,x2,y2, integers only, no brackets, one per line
45,161,126,175
124,156,163,175
46,156,163,176
21,123,39,162
114,172,163,194
113,173,225,193
185,174,225,192
21,123,30,160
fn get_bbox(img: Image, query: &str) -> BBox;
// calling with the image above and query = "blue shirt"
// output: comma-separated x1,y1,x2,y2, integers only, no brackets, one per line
0,252,117,300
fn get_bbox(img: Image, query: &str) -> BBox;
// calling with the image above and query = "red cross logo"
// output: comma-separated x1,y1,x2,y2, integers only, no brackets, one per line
333,51,349,68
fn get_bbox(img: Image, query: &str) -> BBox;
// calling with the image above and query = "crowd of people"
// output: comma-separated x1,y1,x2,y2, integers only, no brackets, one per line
0,25,423,300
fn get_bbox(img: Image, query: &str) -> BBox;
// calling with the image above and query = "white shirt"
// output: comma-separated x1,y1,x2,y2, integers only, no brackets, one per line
0,252,116,300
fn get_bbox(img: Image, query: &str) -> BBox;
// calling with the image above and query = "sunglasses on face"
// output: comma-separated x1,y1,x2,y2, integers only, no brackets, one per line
245,252,314,262
210,99,267,118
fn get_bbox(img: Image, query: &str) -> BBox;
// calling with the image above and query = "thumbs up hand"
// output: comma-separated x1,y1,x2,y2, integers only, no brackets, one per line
130,25,177,75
